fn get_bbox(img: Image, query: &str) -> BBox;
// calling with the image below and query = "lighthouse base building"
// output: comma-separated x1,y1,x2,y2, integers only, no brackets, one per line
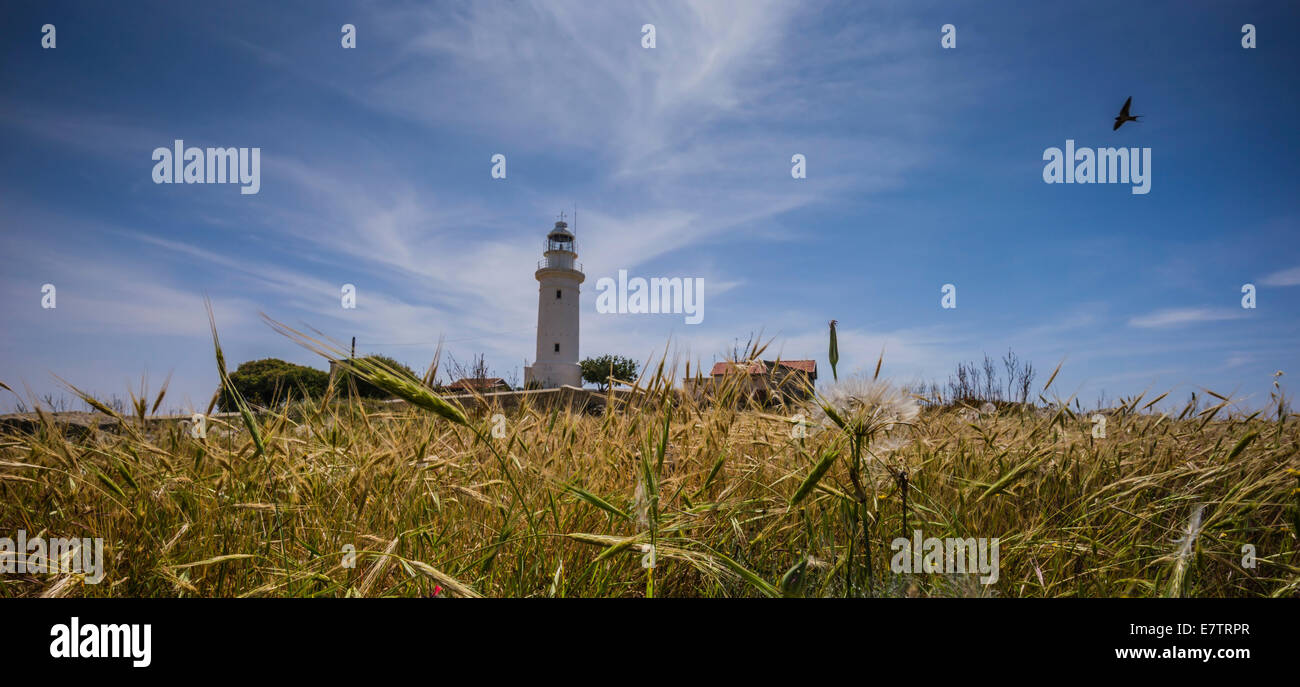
524,219,585,389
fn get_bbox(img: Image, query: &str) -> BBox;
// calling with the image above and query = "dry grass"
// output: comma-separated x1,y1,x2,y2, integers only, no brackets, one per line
2,368,1297,598
1,319,1297,597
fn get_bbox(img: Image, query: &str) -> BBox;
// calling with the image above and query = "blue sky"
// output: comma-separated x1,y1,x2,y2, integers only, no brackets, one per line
2,0,1298,413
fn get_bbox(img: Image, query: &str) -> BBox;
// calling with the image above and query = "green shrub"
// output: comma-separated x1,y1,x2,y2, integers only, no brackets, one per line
221,358,329,410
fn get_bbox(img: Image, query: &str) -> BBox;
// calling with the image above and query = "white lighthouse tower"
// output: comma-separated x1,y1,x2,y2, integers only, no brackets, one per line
524,217,585,388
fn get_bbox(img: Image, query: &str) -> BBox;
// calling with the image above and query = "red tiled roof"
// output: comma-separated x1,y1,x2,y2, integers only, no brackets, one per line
710,361,762,376
708,360,816,377
778,360,817,374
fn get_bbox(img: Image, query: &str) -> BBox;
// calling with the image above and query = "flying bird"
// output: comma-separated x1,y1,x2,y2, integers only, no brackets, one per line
1113,96,1140,131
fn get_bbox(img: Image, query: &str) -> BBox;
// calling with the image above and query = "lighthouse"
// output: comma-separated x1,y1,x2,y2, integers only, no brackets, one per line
524,217,585,388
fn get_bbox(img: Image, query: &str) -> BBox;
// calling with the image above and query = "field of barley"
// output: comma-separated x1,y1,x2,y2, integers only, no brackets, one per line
1,320,1297,599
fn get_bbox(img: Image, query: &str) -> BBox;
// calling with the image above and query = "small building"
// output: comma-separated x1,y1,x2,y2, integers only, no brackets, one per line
684,359,818,405
446,377,511,393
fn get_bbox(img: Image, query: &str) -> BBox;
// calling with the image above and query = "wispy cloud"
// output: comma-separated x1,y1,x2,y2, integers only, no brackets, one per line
367,0,801,161
1127,308,1247,329
1261,266,1300,287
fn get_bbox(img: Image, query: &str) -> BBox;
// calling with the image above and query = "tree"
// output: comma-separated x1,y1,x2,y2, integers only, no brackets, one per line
444,352,493,384
339,355,422,399
944,349,1037,407
221,358,329,410
579,355,639,391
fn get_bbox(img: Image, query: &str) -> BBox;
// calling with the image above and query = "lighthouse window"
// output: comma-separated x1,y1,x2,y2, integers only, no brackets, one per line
554,343,560,353
556,289,562,299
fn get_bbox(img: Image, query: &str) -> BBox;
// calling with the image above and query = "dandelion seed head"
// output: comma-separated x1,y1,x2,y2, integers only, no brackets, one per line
632,477,650,529
812,377,920,440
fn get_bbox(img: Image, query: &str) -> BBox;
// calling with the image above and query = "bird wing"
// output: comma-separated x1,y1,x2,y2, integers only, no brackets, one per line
1113,118,1122,131
1119,96,1132,117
